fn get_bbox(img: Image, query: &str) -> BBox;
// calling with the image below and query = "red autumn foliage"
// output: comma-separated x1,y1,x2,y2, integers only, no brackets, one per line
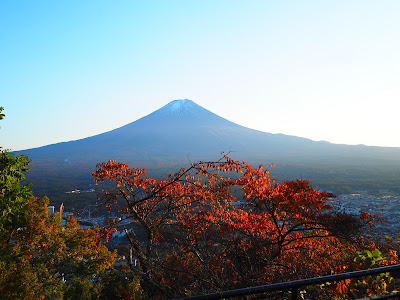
93,153,375,298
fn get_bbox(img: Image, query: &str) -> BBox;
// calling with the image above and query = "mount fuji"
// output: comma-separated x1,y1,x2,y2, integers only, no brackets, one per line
20,99,312,163
18,99,400,200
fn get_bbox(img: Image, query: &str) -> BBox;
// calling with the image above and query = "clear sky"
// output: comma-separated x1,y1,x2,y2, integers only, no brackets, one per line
1,0,399,151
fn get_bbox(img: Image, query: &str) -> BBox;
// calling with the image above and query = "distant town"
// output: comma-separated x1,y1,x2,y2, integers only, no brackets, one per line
52,189,400,243
331,191,400,237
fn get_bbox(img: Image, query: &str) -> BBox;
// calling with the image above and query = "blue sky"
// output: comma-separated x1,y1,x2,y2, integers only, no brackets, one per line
1,0,399,151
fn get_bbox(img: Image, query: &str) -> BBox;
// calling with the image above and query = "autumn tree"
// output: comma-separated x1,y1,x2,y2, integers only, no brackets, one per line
0,107,121,299
0,194,119,299
93,153,373,298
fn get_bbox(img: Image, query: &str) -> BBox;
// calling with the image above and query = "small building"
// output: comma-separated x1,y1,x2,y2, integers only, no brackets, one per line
47,206,55,216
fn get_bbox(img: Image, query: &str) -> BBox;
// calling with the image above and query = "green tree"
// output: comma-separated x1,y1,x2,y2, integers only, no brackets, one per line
0,151,32,241
0,106,33,263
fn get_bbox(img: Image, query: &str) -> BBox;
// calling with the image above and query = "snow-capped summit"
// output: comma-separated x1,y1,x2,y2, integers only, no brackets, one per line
153,99,212,119
164,99,194,113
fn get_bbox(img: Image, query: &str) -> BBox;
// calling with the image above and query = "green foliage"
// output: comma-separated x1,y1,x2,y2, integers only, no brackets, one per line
338,249,399,299
62,267,143,300
64,277,97,300
0,106,32,239
0,151,32,240
354,249,384,268
98,267,143,300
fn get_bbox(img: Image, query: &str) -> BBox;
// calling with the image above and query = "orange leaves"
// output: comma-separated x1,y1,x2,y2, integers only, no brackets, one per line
0,195,117,299
359,210,382,226
336,278,352,295
92,155,379,298
93,156,247,224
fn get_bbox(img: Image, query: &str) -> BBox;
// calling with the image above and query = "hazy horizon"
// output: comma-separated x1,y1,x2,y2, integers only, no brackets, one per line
10,99,400,152
2,1,400,151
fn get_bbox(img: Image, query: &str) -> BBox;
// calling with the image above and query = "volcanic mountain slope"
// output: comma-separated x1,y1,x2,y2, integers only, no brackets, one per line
18,99,400,199
22,100,299,161
22,99,399,162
